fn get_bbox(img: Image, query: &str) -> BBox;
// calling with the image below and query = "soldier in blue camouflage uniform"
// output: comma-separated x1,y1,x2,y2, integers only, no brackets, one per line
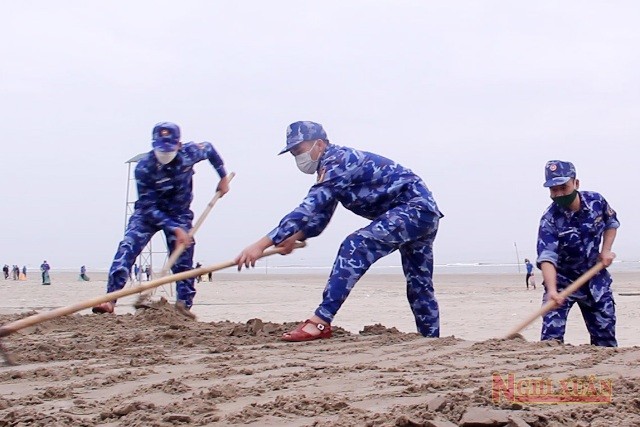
93,122,229,315
236,121,443,341
537,160,619,346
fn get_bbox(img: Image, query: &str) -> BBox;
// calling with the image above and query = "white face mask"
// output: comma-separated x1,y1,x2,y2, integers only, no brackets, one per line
294,141,320,174
154,149,177,165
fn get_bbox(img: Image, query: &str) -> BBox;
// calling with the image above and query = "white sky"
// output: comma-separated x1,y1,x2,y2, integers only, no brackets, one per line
2,1,638,270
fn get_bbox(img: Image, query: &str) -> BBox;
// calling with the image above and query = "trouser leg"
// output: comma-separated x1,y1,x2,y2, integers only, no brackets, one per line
540,293,574,343
315,228,393,323
164,221,196,309
400,216,439,337
579,290,617,347
107,217,156,295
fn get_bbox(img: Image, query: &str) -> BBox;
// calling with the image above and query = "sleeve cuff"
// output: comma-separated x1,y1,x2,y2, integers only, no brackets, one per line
536,253,557,269
267,227,282,245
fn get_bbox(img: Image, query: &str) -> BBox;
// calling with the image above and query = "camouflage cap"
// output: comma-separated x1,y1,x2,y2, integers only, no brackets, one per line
543,160,576,187
279,121,327,155
152,122,181,152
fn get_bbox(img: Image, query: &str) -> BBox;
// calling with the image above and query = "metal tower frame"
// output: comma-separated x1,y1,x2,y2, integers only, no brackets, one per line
124,153,170,295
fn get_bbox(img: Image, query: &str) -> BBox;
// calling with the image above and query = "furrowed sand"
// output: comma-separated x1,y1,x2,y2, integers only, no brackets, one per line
0,269,639,426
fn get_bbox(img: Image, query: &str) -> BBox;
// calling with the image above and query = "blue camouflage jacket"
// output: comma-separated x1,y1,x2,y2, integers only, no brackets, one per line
268,144,443,245
536,191,620,300
134,142,226,231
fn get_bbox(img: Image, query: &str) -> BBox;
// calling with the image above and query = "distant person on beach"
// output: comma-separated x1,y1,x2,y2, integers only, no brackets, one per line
92,122,230,316
40,260,51,285
134,263,140,281
12,265,19,280
20,265,27,280
524,259,535,290
207,270,212,282
537,160,619,347
2,265,8,279
144,265,151,281
195,262,202,283
235,121,443,342
79,265,90,281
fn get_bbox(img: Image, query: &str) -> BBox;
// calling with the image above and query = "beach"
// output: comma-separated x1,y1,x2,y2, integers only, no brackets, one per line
0,270,639,426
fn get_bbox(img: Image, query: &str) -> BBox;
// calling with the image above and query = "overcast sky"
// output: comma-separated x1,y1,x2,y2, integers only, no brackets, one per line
2,1,638,271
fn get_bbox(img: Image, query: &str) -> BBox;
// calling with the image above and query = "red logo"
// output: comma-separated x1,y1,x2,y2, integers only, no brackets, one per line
492,373,612,404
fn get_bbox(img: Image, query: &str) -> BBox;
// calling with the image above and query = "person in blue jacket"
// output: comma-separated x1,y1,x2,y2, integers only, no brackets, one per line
537,160,619,346
236,121,443,342
80,265,90,281
524,258,535,289
40,260,51,285
93,122,230,316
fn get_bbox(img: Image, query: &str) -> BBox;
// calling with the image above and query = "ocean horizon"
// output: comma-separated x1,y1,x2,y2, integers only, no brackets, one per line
28,259,640,275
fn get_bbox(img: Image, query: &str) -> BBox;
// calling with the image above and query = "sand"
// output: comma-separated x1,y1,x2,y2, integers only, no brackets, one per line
0,270,639,426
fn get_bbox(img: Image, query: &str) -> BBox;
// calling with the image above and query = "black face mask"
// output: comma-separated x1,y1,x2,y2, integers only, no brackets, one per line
552,190,578,208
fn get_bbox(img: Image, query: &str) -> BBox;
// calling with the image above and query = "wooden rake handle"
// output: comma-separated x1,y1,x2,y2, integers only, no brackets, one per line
161,172,235,276
503,261,605,339
0,241,306,338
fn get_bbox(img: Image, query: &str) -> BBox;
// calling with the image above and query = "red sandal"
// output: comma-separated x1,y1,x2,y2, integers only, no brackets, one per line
282,319,332,342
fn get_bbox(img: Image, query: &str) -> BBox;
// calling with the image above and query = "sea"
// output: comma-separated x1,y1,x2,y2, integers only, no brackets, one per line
39,260,640,276
248,260,640,275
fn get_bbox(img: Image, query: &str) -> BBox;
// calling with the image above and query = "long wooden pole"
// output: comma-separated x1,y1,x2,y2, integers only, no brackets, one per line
0,242,305,340
504,262,604,339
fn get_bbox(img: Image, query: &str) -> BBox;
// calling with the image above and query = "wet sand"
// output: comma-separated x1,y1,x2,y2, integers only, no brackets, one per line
0,271,639,426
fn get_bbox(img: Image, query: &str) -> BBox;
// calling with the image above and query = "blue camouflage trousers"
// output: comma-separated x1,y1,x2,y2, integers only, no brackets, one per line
107,213,196,308
540,287,617,347
315,204,440,337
